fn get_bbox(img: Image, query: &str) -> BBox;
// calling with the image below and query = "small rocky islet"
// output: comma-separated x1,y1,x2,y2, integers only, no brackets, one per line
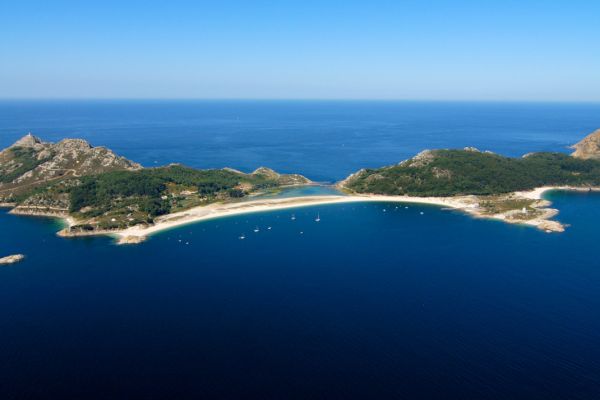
0,254,25,265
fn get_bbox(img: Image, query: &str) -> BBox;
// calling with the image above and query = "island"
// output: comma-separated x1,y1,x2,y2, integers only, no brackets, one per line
0,254,25,265
0,133,311,243
339,128,600,232
2,129,600,244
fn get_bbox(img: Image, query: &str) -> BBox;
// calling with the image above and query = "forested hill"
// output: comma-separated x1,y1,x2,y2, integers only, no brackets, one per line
0,134,310,231
341,129,600,197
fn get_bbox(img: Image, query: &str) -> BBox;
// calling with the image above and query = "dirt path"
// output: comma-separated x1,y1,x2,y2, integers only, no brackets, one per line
0,168,78,194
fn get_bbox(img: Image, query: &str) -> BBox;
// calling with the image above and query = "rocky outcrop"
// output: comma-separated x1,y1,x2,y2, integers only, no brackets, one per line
10,133,44,149
402,150,435,167
537,220,565,233
117,235,147,245
9,206,69,218
56,227,147,245
0,134,142,204
251,166,311,185
571,129,600,159
0,254,25,265
337,168,367,190
252,166,280,179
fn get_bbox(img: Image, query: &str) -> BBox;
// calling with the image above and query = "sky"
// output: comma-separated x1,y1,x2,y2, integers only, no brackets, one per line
1,0,599,101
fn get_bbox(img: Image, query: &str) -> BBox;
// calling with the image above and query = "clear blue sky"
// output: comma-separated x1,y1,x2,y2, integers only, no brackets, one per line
1,0,599,101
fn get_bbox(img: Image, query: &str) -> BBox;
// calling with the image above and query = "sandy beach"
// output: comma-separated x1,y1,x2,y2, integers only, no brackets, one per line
113,193,481,243
518,186,600,200
53,186,600,244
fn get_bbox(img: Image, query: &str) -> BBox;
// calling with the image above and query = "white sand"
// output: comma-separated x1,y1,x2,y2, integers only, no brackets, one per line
115,194,472,241
518,186,600,200
66,186,600,243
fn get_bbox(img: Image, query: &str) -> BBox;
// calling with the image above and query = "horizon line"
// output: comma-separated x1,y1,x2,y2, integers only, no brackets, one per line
1,97,600,104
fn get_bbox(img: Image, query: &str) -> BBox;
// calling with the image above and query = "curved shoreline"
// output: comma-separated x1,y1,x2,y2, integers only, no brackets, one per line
105,186,596,243
49,185,600,244
518,185,600,200
115,193,486,242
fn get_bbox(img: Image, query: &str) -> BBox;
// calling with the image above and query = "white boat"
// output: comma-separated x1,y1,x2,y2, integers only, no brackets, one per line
291,214,296,220
315,213,321,222
239,234,245,240
253,227,260,233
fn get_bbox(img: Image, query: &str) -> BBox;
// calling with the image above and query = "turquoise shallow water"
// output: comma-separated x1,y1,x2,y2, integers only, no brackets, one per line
1,101,600,399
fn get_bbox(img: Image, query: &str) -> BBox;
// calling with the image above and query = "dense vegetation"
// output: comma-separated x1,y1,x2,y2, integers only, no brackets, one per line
344,150,600,196
69,165,281,217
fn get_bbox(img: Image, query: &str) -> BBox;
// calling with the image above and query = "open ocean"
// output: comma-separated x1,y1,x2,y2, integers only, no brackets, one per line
1,101,600,399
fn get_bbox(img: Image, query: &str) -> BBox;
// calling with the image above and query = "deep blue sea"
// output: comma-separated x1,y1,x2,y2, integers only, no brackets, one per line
1,101,600,399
